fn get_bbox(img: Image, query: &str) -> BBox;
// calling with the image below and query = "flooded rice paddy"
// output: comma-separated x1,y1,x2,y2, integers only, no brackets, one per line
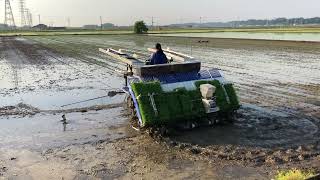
0,35,319,179
152,32,320,42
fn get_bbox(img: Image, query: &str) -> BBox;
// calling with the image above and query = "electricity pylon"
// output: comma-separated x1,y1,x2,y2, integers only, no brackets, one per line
4,0,16,28
19,0,26,27
25,8,33,27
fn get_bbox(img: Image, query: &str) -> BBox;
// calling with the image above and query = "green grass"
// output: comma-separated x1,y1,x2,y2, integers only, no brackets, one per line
275,169,316,180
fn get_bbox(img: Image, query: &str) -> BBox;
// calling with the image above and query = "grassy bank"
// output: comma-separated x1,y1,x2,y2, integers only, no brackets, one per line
150,27,320,34
1,26,320,36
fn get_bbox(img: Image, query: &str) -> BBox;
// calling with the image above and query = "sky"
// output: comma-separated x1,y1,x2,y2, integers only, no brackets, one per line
0,0,319,27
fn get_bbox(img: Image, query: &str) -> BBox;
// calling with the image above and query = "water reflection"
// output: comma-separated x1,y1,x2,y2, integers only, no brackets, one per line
150,32,320,42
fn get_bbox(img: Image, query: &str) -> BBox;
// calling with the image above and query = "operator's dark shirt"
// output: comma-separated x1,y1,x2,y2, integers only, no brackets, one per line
149,50,168,65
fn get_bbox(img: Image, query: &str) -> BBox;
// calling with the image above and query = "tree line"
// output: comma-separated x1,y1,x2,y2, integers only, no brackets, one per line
170,17,320,28
231,17,320,26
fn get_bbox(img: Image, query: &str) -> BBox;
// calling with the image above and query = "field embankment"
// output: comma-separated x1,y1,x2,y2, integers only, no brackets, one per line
1,26,320,37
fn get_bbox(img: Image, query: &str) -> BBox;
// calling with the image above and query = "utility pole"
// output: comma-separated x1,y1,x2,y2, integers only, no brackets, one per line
236,16,240,28
67,17,71,28
4,0,16,28
147,16,157,30
151,16,154,28
38,14,41,25
100,16,103,30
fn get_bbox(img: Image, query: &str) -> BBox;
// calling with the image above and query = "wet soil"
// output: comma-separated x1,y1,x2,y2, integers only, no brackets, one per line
0,36,319,179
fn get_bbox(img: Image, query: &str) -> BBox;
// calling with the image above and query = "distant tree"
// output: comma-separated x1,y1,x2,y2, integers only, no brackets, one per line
134,21,148,34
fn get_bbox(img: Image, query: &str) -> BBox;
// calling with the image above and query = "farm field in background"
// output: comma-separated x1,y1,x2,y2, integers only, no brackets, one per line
0,26,320,37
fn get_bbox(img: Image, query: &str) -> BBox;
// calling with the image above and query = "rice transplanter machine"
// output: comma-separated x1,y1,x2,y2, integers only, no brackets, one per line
99,47,240,129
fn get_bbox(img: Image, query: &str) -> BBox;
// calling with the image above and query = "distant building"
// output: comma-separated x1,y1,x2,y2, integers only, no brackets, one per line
32,24,48,30
83,23,116,30
82,25,99,29
102,23,115,29
0,24,10,30
49,27,67,30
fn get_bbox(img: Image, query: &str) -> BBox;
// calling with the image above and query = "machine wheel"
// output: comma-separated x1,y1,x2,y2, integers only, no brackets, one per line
126,96,140,129
224,111,237,123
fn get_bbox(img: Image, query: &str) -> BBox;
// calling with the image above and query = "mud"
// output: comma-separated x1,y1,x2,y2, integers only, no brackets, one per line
169,105,319,148
0,36,319,179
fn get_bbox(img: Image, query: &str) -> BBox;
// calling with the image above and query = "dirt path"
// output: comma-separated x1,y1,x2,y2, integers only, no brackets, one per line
0,36,319,179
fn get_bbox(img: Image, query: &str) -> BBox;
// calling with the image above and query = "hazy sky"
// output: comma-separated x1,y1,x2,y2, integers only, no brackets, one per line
1,0,319,27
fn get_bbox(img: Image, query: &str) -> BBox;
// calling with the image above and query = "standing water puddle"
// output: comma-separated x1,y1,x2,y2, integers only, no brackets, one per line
0,37,133,150
0,107,134,149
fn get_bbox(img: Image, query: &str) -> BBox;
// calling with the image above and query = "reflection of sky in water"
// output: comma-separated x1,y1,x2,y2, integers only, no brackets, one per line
0,88,125,110
0,61,15,89
151,32,320,42
0,108,128,149
0,54,124,110
2,36,319,113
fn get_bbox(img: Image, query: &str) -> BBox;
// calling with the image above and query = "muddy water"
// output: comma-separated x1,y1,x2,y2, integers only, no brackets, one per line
0,37,124,110
0,36,319,179
0,108,131,149
0,37,133,150
172,105,319,148
22,35,320,149
150,32,320,42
